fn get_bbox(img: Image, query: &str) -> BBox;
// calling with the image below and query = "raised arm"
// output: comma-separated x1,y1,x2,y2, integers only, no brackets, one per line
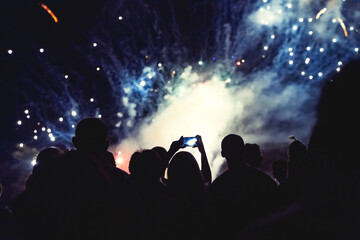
196,135,212,184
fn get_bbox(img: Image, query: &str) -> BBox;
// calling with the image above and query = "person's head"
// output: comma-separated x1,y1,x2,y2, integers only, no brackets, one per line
245,143,263,168
221,134,245,169
167,151,204,196
152,146,168,174
72,118,109,153
288,140,307,160
309,59,360,175
129,149,162,183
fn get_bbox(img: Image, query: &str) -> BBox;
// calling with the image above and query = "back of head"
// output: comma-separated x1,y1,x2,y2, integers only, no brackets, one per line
129,149,162,183
245,143,262,168
309,59,360,175
152,146,168,174
288,140,307,160
221,134,245,169
167,151,204,194
72,118,108,153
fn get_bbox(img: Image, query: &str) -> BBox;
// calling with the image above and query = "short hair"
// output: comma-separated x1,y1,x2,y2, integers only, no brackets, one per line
221,134,245,157
75,118,107,141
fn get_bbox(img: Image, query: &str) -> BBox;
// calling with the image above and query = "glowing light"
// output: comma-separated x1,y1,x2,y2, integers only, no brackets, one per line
198,60,204,66
140,80,146,86
118,16,123,20
7,49,13,54
289,60,294,65
337,18,348,37
47,128,51,133
31,159,37,166
236,61,241,66
50,137,55,142
34,130,37,133
308,18,313,22
306,46,311,51
287,3,292,8
158,63,162,67
298,18,304,22
39,48,44,53
316,8,327,20
336,67,341,72
26,115,30,119
355,48,359,53
71,110,77,116
72,125,75,128
338,61,343,66
34,135,38,140
24,109,29,114
305,58,310,64
289,52,294,56
292,25,298,31
64,75,69,79
59,117,63,122
309,31,313,35
319,48,324,52
309,75,313,80
42,127,46,131
350,26,354,31
96,67,101,71
332,18,337,23
90,98,94,102
17,120,22,125
288,48,293,52
332,38,337,43
264,46,269,50
225,78,231,83
93,43,97,47
40,3,58,23
98,114,102,118
271,34,275,39
301,71,305,76
318,72,323,77
19,143,24,148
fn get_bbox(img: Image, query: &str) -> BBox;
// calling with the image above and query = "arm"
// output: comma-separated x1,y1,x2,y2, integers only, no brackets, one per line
165,136,184,170
196,135,212,184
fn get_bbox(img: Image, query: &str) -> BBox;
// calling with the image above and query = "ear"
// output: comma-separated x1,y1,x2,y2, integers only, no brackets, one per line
72,137,79,149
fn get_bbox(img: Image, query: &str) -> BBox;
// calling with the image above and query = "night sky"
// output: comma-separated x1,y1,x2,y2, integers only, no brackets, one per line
1,0,360,207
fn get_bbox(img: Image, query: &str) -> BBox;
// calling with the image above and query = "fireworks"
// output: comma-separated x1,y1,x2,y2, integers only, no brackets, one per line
2,0,360,175
40,3,58,23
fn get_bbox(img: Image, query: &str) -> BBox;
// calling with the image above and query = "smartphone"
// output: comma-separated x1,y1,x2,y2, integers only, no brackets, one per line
182,137,198,147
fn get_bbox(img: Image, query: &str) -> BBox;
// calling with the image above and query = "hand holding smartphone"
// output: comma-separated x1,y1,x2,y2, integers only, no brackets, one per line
181,136,198,148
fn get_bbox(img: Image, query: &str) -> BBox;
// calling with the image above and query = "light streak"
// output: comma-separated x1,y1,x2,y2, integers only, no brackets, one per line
337,18,348,37
316,8,327,20
40,3,58,23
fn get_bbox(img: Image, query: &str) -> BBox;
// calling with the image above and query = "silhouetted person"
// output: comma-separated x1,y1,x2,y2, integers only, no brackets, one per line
129,149,179,240
277,138,310,205
12,147,64,240
237,60,360,239
0,183,13,240
167,150,210,239
53,118,140,240
209,134,278,239
272,160,287,185
245,143,263,168
152,146,168,184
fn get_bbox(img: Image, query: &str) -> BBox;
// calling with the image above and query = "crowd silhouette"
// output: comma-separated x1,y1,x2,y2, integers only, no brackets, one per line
1,59,359,239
